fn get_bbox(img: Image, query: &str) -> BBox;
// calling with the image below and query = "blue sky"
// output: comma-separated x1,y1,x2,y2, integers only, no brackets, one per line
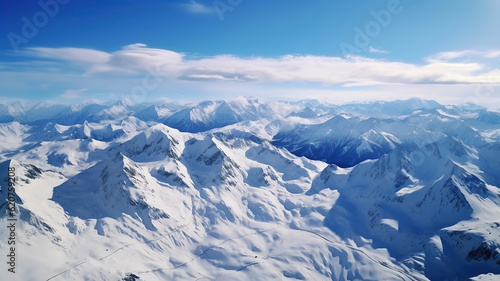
1,0,500,107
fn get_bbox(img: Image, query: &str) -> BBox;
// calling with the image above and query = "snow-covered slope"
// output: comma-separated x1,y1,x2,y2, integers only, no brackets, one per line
0,97,499,281
272,116,403,167
164,98,299,133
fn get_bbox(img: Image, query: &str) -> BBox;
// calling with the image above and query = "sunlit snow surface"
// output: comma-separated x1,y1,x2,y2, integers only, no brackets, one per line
0,98,499,280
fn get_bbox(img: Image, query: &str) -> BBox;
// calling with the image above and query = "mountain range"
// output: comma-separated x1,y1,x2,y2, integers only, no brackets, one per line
0,97,499,281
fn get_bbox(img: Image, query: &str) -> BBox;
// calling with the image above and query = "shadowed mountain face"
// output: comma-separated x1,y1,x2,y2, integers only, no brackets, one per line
1,97,499,281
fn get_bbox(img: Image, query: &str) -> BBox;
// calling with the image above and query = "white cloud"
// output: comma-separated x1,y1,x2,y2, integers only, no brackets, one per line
179,0,214,14
368,46,389,54
61,88,88,99
184,74,245,81
426,50,500,62
16,44,500,88
484,51,500,58
23,47,110,65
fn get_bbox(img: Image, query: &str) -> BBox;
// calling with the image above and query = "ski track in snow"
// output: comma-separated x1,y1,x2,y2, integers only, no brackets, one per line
45,219,193,281
292,227,418,281
136,225,280,276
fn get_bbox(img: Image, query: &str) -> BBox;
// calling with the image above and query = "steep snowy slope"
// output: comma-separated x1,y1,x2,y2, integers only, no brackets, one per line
272,105,490,168
164,100,245,133
53,153,171,230
311,137,500,280
114,124,185,162
0,122,29,154
163,98,299,133
54,101,108,125
134,103,185,122
273,116,403,167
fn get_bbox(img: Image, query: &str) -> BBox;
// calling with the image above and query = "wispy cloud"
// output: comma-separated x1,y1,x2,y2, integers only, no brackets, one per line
22,47,110,65
426,50,500,62
368,47,389,54
61,88,88,99
179,0,214,14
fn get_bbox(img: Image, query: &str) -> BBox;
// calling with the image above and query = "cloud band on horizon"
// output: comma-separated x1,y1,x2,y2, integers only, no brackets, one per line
16,43,500,87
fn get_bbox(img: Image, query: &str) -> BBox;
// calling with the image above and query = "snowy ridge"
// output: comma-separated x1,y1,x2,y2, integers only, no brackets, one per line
52,153,170,230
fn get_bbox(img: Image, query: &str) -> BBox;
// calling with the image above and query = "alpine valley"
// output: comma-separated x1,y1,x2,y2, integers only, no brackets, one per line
0,97,499,281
